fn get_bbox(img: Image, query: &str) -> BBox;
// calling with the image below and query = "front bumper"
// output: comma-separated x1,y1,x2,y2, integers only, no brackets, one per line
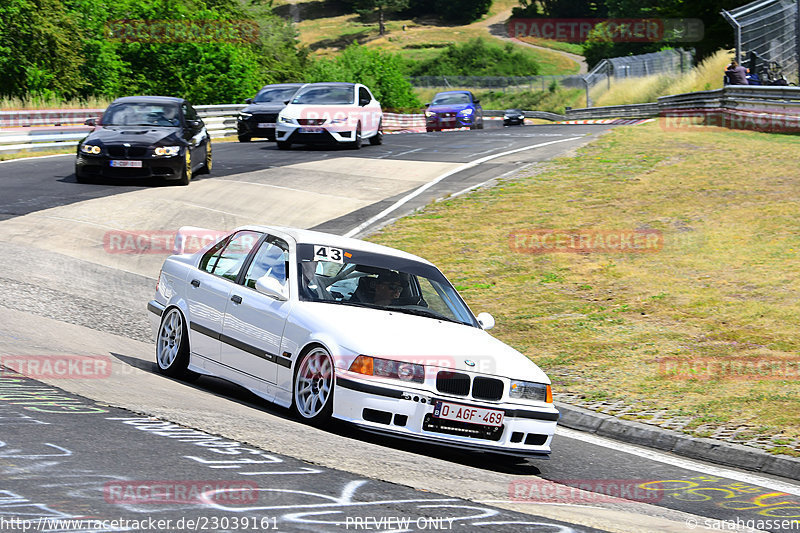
275,123,357,145
237,118,278,140
76,154,184,180
426,115,476,130
333,375,558,457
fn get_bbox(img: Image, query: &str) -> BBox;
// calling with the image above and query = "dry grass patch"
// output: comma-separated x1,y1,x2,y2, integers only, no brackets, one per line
368,121,800,451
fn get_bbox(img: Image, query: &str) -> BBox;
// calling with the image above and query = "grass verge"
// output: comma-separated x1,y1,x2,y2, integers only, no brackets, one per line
367,121,800,454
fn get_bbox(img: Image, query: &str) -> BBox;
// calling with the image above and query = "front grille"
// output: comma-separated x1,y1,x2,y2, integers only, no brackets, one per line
436,371,470,396
298,118,325,125
253,113,278,123
423,414,503,441
105,145,148,158
472,377,503,401
107,145,125,157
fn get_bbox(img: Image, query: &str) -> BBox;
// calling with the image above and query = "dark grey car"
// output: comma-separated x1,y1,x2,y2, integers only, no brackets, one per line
237,83,305,142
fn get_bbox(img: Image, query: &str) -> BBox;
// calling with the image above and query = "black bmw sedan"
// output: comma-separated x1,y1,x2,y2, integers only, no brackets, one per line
75,96,212,185
236,83,304,142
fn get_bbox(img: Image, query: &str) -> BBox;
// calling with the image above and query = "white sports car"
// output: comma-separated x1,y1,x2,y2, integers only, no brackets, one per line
148,226,559,457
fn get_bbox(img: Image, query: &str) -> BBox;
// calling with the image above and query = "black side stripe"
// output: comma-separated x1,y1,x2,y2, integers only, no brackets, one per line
147,302,165,316
189,322,291,367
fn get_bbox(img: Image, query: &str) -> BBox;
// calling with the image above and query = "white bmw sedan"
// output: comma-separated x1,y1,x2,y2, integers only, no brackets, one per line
148,226,558,457
274,82,383,150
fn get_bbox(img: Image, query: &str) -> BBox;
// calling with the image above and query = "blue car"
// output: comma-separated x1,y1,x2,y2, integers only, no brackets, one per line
425,91,484,132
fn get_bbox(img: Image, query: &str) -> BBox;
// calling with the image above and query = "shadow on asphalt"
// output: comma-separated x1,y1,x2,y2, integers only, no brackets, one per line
110,351,544,475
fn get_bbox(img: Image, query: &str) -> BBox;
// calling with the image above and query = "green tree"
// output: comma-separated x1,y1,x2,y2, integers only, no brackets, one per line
307,44,420,110
410,38,540,76
0,0,86,99
351,0,409,35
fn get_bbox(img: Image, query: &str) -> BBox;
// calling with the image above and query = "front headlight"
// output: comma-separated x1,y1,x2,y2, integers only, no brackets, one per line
154,146,181,157
349,355,424,383
509,380,552,402
279,115,294,124
238,112,253,120
80,144,101,155
424,110,434,117
458,108,474,116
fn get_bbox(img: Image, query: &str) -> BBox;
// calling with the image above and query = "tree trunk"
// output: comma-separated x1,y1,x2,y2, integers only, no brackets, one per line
379,5,385,36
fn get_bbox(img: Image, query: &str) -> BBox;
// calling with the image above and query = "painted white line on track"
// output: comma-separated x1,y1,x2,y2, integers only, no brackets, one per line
0,152,73,164
556,426,800,496
343,136,584,238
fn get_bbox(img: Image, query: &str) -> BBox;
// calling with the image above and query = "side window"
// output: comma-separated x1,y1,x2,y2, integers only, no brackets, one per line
199,231,261,281
244,237,289,289
182,103,198,120
359,87,371,104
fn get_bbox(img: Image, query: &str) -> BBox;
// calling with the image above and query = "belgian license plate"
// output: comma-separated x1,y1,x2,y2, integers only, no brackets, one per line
110,160,142,168
299,127,324,133
433,401,504,427
257,122,275,128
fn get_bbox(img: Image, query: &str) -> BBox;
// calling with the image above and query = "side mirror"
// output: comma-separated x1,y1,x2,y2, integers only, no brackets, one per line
255,275,288,301
187,119,202,129
424,102,431,107
284,99,291,105
84,118,97,127
359,98,370,107
244,98,253,104
477,312,495,330
474,99,481,105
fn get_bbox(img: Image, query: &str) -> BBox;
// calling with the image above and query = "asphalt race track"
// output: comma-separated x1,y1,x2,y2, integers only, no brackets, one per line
1,125,799,533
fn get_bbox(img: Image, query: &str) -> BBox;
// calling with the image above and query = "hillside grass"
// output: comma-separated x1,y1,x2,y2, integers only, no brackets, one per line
288,0,579,75
368,121,800,453
592,49,732,107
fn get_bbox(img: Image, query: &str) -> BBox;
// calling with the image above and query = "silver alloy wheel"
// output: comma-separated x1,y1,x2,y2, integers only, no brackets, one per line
157,308,183,370
294,348,333,419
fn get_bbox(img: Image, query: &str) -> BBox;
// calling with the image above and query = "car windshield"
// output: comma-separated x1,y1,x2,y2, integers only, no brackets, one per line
102,103,181,127
296,244,478,327
506,109,522,113
253,87,299,103
431,93,471,105
292,86,354,105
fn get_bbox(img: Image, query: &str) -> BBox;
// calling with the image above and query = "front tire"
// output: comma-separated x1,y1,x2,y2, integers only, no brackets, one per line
156,308,198,381
177,150,192,186
349,122,362,150
292,346,334,424
196,142,212,175
238,134,251,142
369,120,383,145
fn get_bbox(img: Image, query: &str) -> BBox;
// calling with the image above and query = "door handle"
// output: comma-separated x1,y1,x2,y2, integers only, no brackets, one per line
230,295,243,304
190,279,200,288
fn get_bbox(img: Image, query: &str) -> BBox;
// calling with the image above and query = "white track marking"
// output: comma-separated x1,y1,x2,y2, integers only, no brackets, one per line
557,426,800,496
0,153,73,164
343,136,584,238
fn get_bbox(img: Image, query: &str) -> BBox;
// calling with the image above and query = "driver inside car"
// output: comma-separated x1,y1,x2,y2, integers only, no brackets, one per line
372,271,403,306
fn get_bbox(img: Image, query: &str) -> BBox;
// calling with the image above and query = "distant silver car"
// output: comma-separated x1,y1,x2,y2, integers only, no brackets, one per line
149,226,559,457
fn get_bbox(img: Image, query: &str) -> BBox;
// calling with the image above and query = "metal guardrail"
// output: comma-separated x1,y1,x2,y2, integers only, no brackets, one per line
2,87,799,154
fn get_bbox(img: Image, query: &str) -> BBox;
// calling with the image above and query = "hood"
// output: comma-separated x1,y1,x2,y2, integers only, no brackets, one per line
86,126,185,146
242,102,286,114
294,303,549,383
428,103,475,114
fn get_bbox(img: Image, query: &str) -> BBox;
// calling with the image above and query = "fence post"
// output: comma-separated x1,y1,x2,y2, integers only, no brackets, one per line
796,0,800,84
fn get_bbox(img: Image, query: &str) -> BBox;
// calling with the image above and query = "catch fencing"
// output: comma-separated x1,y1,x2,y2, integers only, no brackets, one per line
722,0,799,83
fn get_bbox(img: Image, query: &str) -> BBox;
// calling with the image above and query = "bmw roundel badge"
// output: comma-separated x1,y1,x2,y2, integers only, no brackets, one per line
464,360,476,367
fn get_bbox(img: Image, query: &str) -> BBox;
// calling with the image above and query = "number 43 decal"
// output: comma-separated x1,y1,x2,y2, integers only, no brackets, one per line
313,245,344,263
